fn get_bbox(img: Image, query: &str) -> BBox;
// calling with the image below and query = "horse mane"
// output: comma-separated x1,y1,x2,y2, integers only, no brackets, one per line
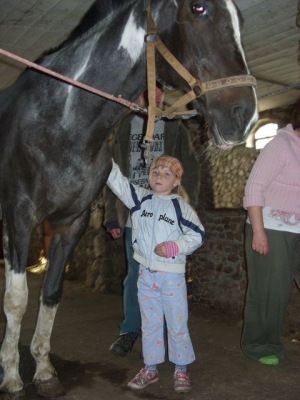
43,0,136,56
68,0,131,41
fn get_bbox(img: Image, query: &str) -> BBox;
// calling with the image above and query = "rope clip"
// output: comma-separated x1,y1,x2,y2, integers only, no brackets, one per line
140,139,152,167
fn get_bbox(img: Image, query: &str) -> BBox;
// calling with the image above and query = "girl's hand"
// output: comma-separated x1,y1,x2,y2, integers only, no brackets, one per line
154,243,167,258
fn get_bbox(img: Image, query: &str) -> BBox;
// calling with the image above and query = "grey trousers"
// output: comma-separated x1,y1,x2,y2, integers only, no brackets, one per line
241,224,300,361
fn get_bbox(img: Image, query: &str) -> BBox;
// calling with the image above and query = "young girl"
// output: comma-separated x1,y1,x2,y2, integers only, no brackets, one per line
107,155,205,393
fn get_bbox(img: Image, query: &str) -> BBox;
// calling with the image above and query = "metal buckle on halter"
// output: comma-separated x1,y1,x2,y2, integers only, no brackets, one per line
192,80,204,97
146,33,159,42
140,139,151,167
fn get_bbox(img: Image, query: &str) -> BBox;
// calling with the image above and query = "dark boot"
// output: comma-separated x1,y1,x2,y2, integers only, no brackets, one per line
109,332,139,357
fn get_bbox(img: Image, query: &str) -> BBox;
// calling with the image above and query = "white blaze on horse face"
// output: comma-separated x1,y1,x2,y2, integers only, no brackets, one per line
225,0,249,73
118,11,145,64
225,0,258,127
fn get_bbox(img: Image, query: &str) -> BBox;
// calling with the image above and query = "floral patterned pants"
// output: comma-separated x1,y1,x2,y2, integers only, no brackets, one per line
138,266,195,366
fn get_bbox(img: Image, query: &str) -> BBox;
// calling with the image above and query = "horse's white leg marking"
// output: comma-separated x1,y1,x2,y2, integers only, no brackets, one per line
0,264,28,393
118,11,145,64
31,300,58,382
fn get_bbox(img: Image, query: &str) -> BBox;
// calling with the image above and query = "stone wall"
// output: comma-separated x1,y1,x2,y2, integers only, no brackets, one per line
190,209,247,312
204,144,258,208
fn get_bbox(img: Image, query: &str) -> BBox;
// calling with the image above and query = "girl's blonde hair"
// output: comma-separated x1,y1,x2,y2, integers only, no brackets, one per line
173,184,189,203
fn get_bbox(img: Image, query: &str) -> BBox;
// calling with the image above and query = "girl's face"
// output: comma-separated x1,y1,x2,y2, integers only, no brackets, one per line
149,166,180,196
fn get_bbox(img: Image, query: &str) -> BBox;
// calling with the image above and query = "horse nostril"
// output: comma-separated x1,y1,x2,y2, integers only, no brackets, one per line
230,105,244,130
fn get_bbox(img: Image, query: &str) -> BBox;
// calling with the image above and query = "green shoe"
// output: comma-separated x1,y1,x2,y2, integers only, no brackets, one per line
258,355,279,366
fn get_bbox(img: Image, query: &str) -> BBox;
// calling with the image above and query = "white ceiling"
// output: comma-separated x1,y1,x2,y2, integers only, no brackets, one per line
237,0,300,112
0,0,299,113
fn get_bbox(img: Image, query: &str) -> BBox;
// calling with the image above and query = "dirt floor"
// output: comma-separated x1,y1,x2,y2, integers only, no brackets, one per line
0,267,299,400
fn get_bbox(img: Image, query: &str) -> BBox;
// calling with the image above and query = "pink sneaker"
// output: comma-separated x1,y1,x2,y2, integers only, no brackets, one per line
174,371,192,393
127,368,159,390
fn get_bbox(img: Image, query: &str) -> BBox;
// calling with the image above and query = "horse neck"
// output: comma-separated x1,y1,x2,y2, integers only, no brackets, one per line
43,0,148,111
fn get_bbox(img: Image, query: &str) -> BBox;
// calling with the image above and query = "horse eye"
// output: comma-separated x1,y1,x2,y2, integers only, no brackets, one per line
191,4,208,16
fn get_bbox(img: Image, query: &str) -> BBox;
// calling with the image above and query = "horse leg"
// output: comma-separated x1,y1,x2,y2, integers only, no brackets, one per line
30,210,90,398
0,213,32,399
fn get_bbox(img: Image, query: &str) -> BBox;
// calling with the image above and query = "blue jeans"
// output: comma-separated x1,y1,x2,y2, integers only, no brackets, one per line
119,227,141,335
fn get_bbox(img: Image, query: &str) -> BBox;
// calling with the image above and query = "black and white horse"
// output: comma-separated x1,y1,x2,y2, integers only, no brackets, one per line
0,0,257,398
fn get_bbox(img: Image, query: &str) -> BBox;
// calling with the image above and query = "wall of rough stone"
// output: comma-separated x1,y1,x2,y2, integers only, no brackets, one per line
204,144,258,208
190,209,247,312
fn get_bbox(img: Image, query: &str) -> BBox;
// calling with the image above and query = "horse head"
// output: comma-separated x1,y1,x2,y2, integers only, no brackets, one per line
151,0,258,147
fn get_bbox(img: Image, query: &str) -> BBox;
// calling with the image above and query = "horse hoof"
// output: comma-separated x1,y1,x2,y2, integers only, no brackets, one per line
35,377,66,398
0,390,26,400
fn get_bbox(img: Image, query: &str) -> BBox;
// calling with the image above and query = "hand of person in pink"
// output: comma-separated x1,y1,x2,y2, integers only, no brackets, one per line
247,206,269,256
252,229,269,256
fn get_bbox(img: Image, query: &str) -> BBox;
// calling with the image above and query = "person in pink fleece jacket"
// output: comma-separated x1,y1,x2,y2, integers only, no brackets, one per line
241,102,300,366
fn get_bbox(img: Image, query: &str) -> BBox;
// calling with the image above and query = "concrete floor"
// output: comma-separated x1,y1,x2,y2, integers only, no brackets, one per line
0,268,299,400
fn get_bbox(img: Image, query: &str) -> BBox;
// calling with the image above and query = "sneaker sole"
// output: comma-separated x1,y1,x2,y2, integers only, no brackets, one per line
128,377,159,390
175,386,192,393
258,356,279,366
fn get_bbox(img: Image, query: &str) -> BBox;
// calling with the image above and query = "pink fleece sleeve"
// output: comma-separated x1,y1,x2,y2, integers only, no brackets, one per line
243,135,286,209
164,241,179,258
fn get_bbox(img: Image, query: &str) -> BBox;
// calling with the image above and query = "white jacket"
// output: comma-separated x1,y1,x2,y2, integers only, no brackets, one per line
107,161,205,273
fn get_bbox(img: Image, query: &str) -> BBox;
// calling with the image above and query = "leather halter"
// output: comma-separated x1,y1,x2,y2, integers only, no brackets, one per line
144,6,257,143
